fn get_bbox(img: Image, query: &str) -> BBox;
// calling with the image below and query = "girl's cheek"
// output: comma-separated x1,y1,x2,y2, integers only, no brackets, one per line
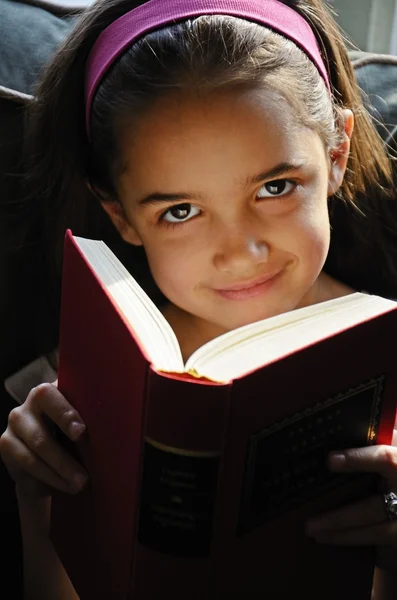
296,197,330,237
283,206,330,265
145,245,189,279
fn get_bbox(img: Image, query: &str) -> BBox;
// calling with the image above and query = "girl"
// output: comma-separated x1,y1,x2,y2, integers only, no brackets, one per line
1,0,397,597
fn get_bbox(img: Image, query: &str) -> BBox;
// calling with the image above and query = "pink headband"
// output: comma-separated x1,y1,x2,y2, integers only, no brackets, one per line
85,0,330,134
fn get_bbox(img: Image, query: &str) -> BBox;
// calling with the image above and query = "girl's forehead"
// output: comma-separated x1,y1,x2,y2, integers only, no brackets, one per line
121,86,313,162
118,87,327,200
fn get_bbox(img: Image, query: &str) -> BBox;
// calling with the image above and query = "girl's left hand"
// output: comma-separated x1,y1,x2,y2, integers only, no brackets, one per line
306,428,397,570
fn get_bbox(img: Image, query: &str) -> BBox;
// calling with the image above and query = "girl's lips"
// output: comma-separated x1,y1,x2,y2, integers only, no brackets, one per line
215,271,282,300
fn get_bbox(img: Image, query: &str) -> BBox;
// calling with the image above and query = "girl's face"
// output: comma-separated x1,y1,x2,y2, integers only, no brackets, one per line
105,87,352,340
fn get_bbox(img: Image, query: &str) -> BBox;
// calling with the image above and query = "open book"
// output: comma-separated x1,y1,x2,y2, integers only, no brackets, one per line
51,230,397,600
73,234,396,382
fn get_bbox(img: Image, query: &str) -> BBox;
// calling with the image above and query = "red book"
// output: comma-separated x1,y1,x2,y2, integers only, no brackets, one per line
51,230,397,599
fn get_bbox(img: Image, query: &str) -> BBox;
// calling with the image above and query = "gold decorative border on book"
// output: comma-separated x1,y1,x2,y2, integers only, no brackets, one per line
238,375,386,535
145,437,221,458
245,376,385,445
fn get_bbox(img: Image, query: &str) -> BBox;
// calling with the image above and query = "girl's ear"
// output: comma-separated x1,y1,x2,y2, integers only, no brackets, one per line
327,109,354,197
100,200,143,246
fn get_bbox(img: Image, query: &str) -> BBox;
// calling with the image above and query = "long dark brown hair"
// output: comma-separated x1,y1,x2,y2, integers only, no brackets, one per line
25,0,397,352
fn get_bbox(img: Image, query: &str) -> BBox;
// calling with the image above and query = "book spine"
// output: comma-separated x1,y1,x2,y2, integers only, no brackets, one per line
52,232,151,600
131,368,231,600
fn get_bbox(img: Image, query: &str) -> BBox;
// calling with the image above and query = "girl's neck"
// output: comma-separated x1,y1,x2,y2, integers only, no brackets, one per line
297,272,355,309
161,303,227,364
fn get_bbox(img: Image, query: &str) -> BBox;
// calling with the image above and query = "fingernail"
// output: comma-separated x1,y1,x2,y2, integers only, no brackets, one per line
328,452,346,469
70,473,88,492
68,421,86,441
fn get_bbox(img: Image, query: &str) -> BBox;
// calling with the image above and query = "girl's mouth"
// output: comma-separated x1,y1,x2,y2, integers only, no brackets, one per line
215,271,282,300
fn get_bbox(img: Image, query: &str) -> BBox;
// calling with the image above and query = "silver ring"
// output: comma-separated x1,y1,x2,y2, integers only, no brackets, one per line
383,492,397,521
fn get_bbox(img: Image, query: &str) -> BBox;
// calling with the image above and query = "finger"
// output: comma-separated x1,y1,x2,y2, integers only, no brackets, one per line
0,432,82,494
328,445,397,480
25,383,85,441
309,521,397,547
306,494,386,534
7,409,88,491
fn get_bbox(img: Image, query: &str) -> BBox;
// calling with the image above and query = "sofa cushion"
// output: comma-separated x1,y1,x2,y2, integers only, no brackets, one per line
0,4,77,596
350,51,397,152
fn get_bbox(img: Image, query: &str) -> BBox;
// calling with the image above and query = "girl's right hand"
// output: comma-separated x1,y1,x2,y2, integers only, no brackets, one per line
0,383,88,496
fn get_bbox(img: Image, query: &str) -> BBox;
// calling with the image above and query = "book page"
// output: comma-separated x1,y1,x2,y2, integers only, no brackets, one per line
73,237,397,382
75,238,184,372
186,294,397,382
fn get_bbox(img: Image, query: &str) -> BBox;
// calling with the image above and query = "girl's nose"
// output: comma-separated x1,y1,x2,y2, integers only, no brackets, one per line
214,234,270,276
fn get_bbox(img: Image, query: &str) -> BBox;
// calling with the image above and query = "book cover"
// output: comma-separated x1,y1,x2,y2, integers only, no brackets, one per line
50,231,397,599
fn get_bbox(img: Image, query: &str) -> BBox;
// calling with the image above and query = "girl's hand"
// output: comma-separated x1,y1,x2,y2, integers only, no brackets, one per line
0,383,88,496
305,428,397,570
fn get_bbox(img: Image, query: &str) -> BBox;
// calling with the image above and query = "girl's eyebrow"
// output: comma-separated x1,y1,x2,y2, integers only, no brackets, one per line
138,192,198,207
138,161,307,206
247,161,307,185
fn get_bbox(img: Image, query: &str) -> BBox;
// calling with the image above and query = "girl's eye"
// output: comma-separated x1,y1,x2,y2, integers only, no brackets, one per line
161,203,201,224
257,179,296,199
